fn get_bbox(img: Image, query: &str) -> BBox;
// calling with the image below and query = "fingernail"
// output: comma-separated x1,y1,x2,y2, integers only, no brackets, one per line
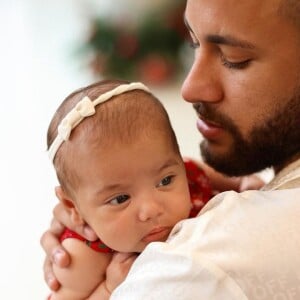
83,226,91,236
47,274,55,286
83,226,97,240
53,248,64,265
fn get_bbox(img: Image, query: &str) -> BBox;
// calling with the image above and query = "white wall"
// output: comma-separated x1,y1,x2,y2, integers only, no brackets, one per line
0,1,199,299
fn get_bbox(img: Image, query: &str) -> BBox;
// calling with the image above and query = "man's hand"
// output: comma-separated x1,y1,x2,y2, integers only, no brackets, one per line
40,199,98,291
239,174,265,192
106,252,138,293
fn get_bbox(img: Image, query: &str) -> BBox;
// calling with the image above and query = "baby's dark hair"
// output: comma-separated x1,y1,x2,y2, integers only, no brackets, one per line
47,79,180,195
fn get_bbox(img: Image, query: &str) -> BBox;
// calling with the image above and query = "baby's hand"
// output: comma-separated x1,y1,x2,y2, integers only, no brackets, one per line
106,252,138,293
239,174,265,191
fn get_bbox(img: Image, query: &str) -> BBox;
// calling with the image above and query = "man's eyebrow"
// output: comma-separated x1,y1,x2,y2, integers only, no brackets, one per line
206,35,255,49
183,15,255,50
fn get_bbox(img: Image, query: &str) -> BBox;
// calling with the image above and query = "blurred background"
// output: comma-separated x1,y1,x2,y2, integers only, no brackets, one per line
0,0,201,299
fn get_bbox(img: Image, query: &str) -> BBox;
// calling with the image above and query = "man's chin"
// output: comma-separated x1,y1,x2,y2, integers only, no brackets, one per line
200,140,261,177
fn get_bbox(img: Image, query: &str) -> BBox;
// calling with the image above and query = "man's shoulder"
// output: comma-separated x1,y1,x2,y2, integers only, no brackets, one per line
164,188,300,298
200,187,300,215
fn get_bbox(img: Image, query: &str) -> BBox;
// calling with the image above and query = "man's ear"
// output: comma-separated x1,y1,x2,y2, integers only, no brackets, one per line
55,186,85,226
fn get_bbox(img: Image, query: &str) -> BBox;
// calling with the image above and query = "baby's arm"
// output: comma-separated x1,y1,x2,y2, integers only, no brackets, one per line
51,238,112,300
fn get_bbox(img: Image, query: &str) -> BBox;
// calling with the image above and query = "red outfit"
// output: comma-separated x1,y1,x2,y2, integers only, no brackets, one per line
60,228,113,253
61,159,213,253
185,159,213,217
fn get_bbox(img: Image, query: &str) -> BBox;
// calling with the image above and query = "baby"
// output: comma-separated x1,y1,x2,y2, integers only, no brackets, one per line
47,80,264,299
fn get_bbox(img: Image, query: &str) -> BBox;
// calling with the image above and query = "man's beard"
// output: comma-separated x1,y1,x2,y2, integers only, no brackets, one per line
196,87,300,177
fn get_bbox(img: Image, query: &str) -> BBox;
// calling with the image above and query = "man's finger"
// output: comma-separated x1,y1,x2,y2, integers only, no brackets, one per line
40,230,70,267
53,202,98,241
43,258,60,291
111,252,138,263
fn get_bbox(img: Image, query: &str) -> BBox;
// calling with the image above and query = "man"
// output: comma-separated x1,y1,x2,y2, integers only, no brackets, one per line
42,0,300,298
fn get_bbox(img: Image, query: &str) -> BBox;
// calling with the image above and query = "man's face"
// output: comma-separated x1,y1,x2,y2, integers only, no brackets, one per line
182,0,300,176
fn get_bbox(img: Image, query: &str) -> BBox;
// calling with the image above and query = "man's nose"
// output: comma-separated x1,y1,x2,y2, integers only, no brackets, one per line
181,49,224,104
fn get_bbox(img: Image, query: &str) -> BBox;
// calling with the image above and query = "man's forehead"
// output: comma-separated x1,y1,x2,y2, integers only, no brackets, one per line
185,0,281,20
184,0,287,43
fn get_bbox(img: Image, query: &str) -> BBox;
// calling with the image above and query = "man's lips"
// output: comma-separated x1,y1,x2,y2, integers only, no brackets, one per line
196,118,224,139
142,227,171,243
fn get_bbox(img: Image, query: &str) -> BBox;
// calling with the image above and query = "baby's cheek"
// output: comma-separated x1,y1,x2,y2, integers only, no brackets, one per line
102,224,135,252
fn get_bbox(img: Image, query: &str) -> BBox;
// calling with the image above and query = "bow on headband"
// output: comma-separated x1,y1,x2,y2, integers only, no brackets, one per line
48,82,150,162
58,97,96,141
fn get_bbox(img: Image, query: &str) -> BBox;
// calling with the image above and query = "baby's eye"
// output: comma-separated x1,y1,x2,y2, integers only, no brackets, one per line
109,194,130,205
157,175,174,187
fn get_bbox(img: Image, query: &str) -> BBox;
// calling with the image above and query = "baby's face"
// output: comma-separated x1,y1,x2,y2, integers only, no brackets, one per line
72,134,191,253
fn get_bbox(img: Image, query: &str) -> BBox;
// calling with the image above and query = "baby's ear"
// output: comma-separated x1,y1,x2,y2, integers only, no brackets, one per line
54,186,85,226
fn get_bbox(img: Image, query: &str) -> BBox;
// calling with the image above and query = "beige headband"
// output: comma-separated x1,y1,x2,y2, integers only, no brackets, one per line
48,82,150,162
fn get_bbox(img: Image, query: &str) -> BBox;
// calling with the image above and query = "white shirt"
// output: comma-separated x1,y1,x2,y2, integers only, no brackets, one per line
111,159,300,300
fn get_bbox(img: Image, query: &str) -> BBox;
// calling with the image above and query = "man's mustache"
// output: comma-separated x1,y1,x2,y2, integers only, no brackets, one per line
193,103,237,133
193,103,223,125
